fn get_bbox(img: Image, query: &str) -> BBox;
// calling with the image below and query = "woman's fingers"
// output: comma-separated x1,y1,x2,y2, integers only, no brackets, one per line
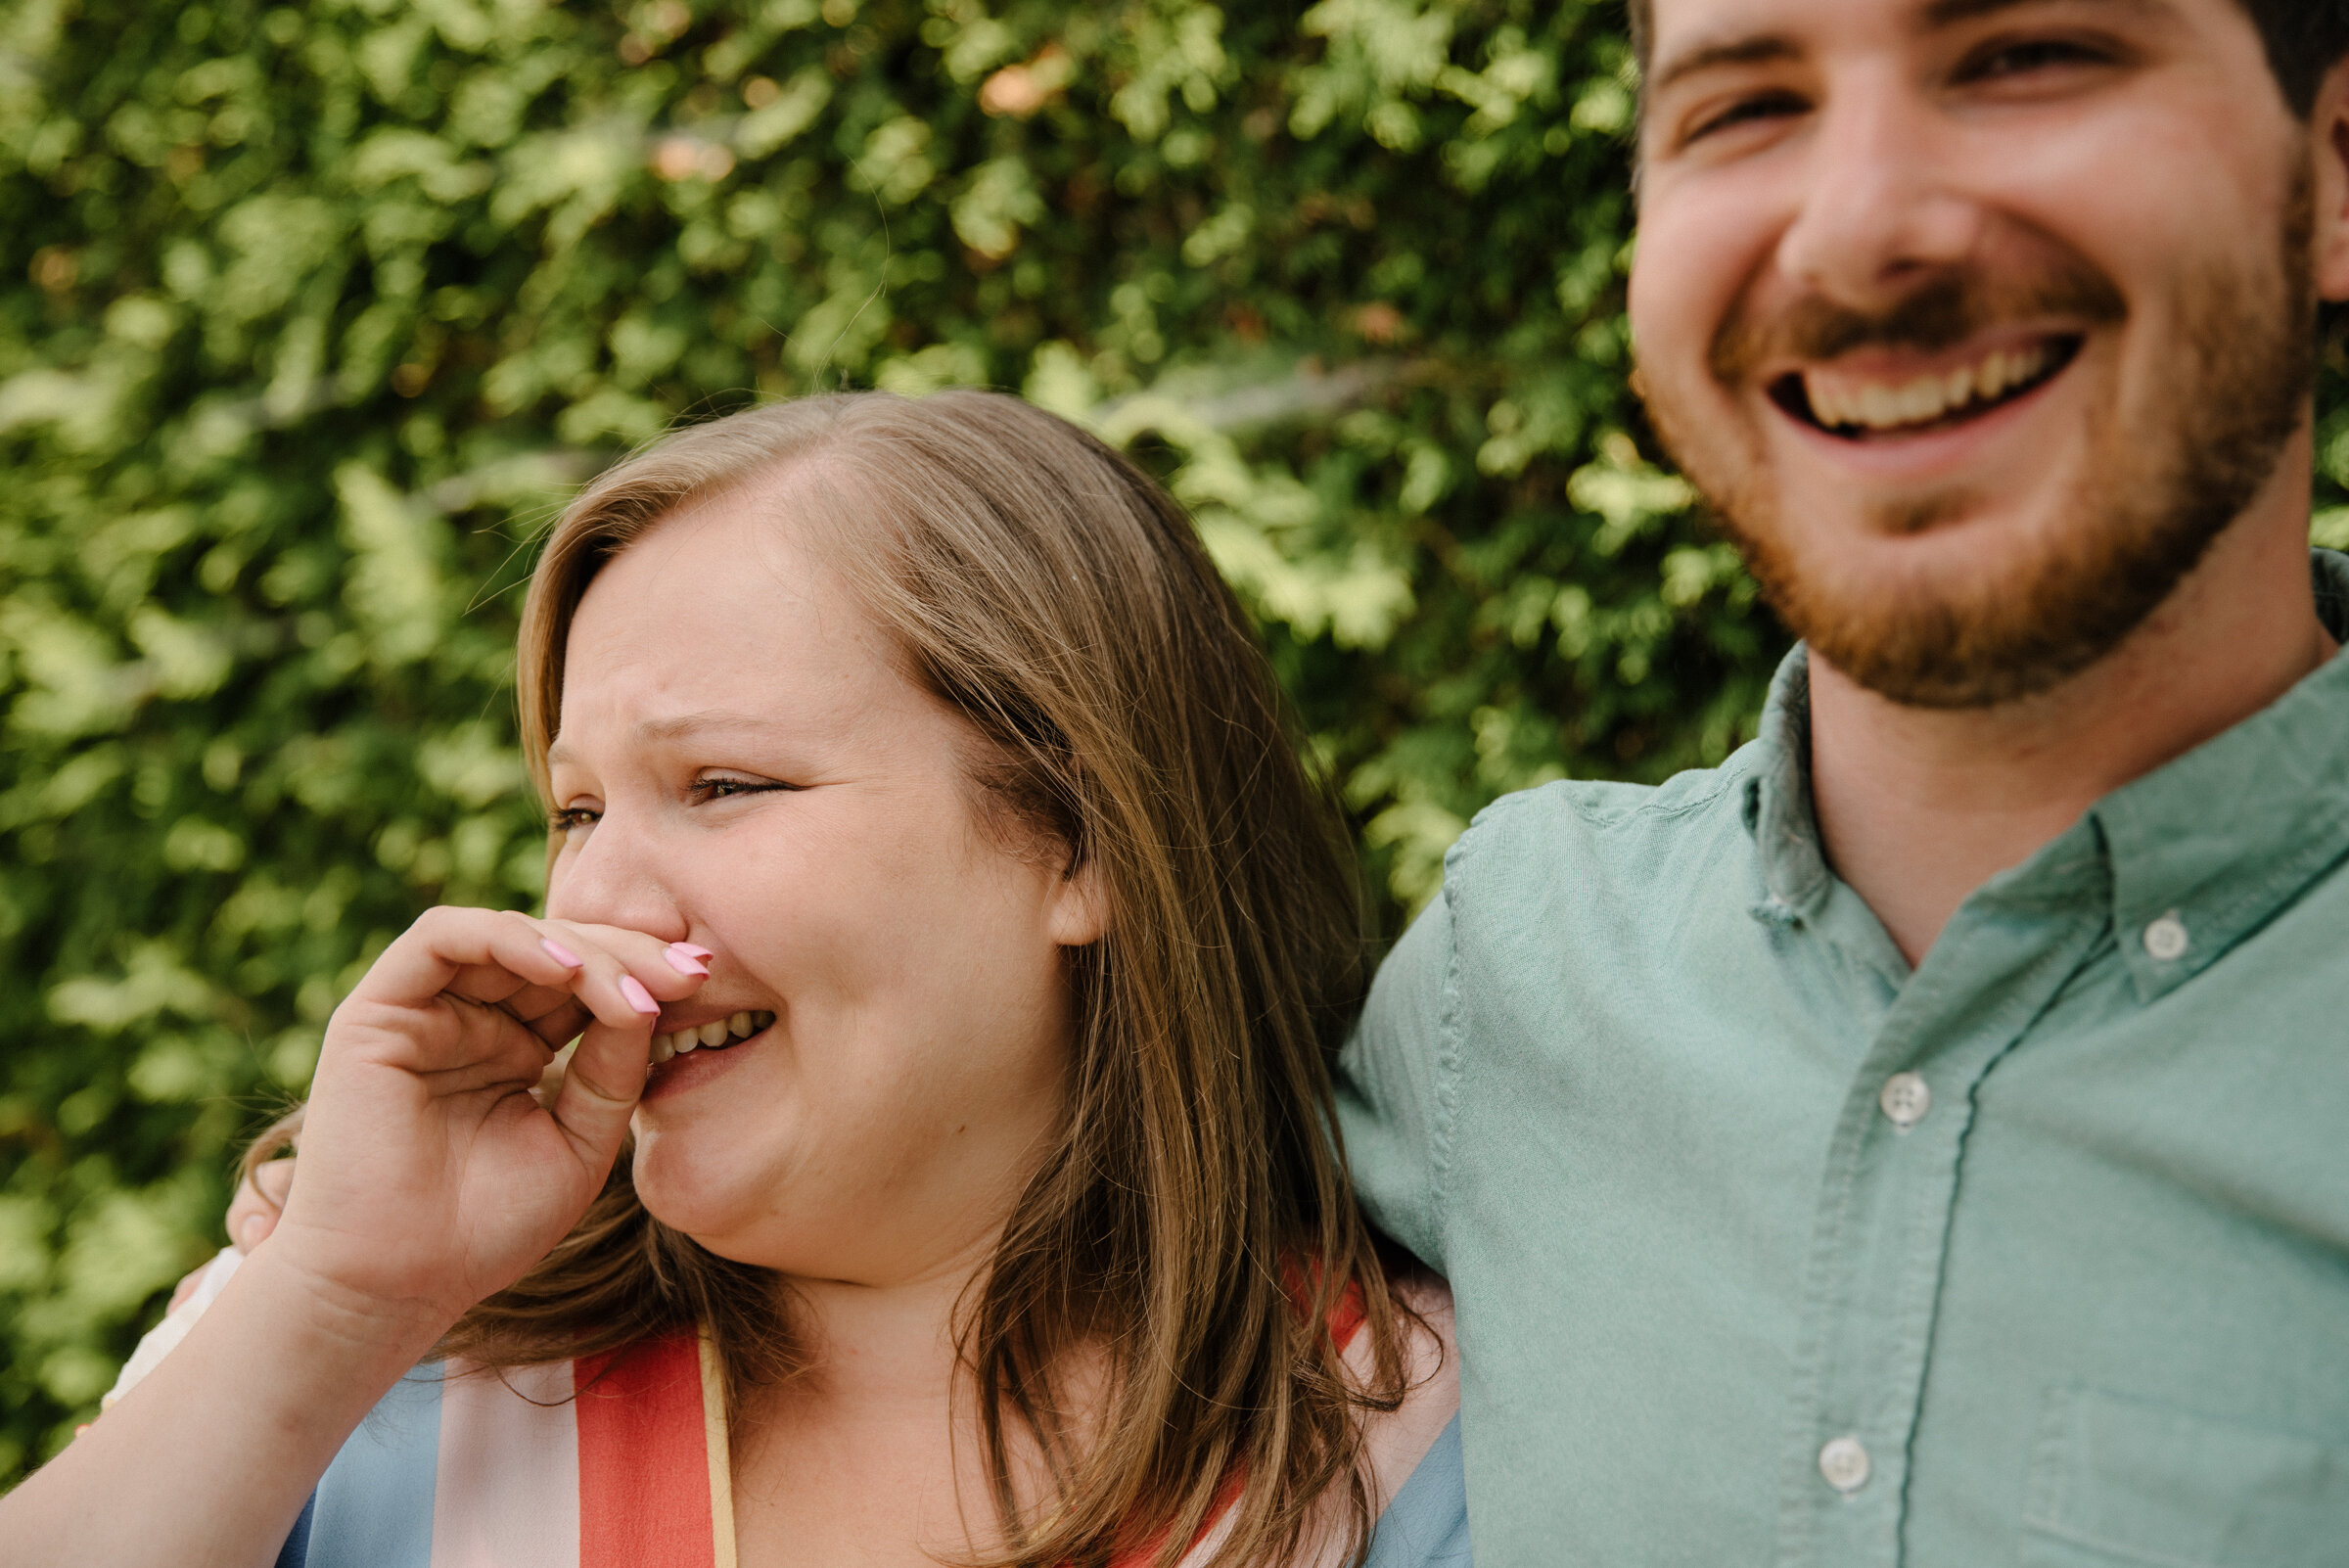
314,906,714,1174
334,909,705,1072
526,921,710,1157
443,915,704,1037
333,909,588,1073
513,995,596,1055
533,918,707,1019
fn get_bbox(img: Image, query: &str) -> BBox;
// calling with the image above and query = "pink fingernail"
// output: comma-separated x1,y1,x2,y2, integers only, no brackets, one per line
620,975,659,1014
664,948,709,977
670,942,714,960
541,938,582,968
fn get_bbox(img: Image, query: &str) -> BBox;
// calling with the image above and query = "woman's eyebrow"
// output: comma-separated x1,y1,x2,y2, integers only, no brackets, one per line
545,712,782,768
635,711,780,742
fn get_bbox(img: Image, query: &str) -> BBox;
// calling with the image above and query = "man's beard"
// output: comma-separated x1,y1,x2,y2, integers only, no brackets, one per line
1643,173,2316,710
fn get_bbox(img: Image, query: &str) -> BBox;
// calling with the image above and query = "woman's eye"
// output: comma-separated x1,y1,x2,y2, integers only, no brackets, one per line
691,776,795,802
549,807,599,831
1687,91,1807,144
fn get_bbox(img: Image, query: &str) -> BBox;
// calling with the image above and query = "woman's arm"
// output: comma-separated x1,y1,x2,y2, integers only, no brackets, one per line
3,1243,447,1566
0,906,707,1568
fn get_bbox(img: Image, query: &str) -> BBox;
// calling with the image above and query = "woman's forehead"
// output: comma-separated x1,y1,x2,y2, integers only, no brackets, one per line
576,497,837,632
553,502,925,759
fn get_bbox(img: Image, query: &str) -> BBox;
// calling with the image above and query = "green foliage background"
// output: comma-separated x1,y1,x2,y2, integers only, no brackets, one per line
4,0,2347,1481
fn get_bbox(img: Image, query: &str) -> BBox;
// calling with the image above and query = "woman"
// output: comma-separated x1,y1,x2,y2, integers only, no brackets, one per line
4,391,1464,1567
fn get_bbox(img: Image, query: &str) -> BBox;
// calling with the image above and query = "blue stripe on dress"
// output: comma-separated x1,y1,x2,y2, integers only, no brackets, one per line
273,1492,314,1568
1364,1412,1473,1566
299,1362,444,1567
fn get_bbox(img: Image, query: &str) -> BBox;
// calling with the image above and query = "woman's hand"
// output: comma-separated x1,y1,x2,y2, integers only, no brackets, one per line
263,907,705,1340
0,908,706,1568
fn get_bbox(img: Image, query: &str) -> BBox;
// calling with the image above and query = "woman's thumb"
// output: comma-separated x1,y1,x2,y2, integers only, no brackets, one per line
545,1019,649,1163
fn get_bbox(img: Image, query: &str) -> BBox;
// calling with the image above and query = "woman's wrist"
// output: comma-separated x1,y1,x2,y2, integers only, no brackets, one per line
231,1241,459,1376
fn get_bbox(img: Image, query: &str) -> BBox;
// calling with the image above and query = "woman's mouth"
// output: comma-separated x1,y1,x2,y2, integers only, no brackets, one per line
649,1009,774,1064
1770,334,2083,439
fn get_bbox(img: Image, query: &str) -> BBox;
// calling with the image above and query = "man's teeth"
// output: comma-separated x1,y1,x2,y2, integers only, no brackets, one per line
1804,342,2054,433
649,1009,774,1064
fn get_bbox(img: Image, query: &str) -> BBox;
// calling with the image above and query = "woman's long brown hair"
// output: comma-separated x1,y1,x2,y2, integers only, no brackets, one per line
251,390,1405,1566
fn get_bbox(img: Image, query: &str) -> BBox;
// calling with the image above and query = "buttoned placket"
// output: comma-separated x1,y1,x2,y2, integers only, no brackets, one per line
1767,863,2112,1566
1662,564,2349,1566
1741,653,2122,1566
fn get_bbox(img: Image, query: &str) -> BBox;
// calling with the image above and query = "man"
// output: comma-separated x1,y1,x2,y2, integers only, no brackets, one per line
1337,0,2349,1561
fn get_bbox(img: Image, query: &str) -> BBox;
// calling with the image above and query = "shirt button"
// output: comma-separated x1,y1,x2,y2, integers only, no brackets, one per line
1819,1435,1871,1494
2142,912,2189,962
1878,1072,1930,1129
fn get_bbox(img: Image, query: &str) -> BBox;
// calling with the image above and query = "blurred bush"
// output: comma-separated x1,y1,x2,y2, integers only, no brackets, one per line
5,0,2345,1481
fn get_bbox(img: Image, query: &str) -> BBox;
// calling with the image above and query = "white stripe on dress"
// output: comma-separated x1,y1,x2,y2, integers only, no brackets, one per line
430,1360,582,1568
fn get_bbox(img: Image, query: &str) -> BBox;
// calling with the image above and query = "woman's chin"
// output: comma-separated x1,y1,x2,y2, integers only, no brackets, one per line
627,1161,748,1246
628,1124,798,1251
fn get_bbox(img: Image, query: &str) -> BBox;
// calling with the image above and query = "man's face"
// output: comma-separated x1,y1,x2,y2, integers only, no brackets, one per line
1630,0,2322,707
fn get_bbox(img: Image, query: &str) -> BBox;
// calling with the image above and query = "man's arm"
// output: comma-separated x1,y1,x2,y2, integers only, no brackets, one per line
1335,889,1457,1271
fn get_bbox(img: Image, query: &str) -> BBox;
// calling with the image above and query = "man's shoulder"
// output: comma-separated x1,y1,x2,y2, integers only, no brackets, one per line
1445,743,1763,893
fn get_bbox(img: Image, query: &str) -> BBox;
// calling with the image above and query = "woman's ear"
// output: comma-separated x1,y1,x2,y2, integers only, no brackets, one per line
2319,60,2349,304
1046,851,1111,947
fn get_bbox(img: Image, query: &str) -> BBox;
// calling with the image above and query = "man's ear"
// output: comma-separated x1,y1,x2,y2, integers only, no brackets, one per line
1045,850,1110,948
2317,57,2349,304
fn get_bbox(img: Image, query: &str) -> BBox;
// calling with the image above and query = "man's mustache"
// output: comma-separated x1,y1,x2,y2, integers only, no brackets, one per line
1710,261,2129,385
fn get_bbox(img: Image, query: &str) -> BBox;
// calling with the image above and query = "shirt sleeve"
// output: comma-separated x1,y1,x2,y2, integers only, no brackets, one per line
1335,888,1457,1272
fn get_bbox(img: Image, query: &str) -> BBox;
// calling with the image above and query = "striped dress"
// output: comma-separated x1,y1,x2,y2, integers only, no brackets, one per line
117,1254,1469,1568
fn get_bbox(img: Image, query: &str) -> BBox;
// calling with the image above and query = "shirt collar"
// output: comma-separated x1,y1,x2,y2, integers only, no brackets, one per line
1742,549,2349,1002
1742,645,1831,922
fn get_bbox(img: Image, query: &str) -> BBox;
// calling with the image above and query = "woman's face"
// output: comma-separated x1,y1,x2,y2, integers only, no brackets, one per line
543,483,1100,1285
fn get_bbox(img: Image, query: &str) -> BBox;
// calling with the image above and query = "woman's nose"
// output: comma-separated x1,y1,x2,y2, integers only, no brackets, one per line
542,813,688,941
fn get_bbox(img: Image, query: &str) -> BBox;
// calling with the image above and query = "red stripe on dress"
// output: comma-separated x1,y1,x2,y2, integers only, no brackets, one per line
1326,1279,1366,1355
576,1332,714,1568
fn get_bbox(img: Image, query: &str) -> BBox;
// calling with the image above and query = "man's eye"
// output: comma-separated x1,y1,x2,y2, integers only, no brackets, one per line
1958,37,2113,82
1688,91,1807,143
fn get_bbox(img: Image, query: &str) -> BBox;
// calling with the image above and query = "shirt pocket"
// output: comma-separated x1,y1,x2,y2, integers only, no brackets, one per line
2020,1386,2349,1567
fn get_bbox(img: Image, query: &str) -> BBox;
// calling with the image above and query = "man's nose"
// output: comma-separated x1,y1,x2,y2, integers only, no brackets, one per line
543,811,688,941
1773,69,1985,311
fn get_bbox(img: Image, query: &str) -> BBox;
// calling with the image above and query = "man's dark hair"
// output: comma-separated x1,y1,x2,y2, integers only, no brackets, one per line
1626,0,2349,118
2241,1,2349,115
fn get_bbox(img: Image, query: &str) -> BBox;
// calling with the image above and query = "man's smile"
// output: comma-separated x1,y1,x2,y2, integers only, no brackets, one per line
1766,330,2085,440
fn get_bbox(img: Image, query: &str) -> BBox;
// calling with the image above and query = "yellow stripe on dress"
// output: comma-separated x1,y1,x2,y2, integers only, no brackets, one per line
699,1327,738,1568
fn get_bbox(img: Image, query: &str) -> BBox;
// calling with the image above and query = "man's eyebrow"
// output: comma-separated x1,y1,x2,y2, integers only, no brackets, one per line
1649,0,2173,97
1648,33,1802,97
1921,0,2172,25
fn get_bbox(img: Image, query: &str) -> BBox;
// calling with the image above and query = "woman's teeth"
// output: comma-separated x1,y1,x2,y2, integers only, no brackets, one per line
649,1009,774,1064
1802,341,2057,434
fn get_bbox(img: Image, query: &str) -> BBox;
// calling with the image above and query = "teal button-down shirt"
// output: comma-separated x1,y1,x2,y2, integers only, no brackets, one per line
1338,551,2349,1566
